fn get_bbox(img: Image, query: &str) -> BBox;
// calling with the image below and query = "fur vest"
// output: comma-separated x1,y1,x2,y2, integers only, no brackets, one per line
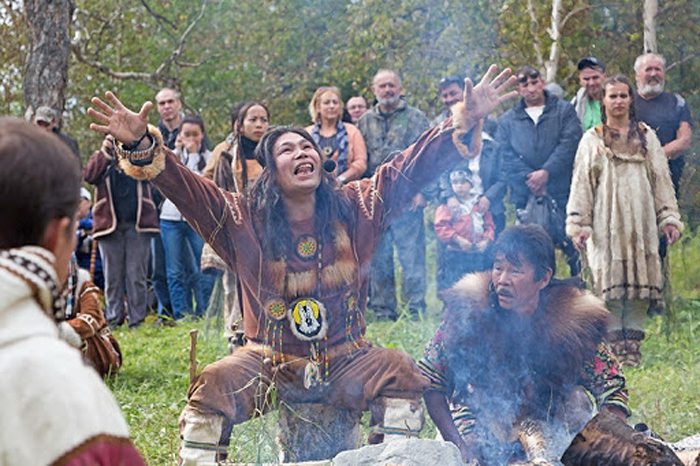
441,272,609,433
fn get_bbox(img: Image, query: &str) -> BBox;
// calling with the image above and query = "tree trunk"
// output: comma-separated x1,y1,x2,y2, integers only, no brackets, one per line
643,0,658,53
545,0,563,82
22,0,74,120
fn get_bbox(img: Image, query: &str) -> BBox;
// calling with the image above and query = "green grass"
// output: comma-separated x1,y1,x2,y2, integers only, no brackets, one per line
106,234,700,464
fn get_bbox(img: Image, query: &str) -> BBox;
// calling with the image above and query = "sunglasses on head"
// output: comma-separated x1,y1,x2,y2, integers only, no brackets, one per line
518,73,540,84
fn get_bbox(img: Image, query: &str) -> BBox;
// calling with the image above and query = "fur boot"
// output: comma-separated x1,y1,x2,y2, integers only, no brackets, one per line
368,397,424,444
178,406,230,465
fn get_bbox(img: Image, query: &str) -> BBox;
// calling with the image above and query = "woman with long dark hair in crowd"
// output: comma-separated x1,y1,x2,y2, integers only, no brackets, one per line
566,74,682,366
202,102,270,349
305,86,367,184
204,101,270,191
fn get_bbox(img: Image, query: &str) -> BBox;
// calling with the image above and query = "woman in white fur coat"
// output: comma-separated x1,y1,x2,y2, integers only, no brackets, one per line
566,74,682,367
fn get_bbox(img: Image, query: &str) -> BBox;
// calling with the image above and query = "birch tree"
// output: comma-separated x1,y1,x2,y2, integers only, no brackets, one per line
643,0,658,53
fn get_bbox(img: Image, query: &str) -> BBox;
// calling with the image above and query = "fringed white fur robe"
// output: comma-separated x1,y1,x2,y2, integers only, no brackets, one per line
0,248,143,465
566,124,683,301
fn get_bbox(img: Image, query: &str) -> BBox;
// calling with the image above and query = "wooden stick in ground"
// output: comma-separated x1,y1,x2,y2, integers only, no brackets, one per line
89,237,98,281
189,329,198,385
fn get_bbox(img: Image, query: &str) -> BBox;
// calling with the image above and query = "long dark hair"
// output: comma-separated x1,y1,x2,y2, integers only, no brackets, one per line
248,126,353,260
600,74,647,155
235,101,269,191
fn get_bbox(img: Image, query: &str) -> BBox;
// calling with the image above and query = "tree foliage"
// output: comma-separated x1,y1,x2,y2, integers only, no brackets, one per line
5,0,699,174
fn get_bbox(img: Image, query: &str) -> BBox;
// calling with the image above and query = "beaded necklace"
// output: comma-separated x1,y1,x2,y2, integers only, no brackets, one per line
261,221,364,387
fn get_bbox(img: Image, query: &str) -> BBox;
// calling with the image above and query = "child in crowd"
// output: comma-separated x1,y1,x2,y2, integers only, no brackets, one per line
434,169,495,291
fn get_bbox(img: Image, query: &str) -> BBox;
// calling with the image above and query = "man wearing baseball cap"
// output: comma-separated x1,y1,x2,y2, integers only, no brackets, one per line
571,57,607,131
32,105,82,161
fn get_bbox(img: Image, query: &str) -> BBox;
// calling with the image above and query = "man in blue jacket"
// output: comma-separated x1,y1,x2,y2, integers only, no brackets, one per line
497,66,582,275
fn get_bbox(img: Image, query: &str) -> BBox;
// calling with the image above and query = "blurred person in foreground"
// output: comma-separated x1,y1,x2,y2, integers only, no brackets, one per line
88,65,517,464
567,74,682,367
420,224,629,465
0,117,143,464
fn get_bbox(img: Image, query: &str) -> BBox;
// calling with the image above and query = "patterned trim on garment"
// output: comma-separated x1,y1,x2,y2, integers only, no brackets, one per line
452,404,477,437
581,341,631,417
0,246,64,319
222,190,243,225
417,359,450,394
351,176,378,221
369,425,421,438
601,283,662,295
181,439,228,454
567,211,591,220
117,125,167,181
78,313,100,336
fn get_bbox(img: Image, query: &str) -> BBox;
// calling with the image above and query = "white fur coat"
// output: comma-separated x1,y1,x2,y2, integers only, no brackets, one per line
566,124,683,301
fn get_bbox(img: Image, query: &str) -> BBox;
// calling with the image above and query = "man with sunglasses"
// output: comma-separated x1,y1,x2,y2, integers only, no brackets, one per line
571,57,607,131
497,66,582,276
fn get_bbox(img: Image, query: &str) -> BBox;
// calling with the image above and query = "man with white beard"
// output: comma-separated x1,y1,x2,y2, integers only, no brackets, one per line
633,53,693,196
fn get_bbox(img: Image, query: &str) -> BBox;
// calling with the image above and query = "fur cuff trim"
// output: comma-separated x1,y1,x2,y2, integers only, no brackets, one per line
658,215,684,234
118,125,166,181
565,223,593,239
450,101,483,159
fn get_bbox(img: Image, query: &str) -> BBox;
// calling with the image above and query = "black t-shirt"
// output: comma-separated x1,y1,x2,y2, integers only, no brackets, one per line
317,134,338,159
634,91,692,146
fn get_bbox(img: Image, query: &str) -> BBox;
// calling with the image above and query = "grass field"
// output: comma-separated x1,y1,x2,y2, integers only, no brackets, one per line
106,234,700,464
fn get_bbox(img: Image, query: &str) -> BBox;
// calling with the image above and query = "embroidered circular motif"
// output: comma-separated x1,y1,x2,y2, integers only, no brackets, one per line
295,234,318,261
265,298,287,321
288,298,327,341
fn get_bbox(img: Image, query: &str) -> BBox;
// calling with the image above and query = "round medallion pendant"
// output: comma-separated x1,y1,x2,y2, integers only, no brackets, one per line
288,298,327,341
295,234,318,261
265,297,287,321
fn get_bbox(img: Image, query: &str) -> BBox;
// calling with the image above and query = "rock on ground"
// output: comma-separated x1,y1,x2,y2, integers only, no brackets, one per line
333,439,463,466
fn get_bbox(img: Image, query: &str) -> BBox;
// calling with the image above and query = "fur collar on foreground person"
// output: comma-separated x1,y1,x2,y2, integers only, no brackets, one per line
442,272,610,433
